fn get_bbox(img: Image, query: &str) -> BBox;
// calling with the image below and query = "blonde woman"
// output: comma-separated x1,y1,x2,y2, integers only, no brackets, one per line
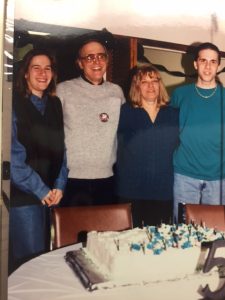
115,65,179,227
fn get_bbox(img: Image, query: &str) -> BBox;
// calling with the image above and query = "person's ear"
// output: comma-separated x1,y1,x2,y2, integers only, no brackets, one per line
193,61,198,70
77,59,83,70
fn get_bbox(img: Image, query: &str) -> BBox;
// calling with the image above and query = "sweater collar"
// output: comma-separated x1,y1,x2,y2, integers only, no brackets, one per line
81,74,104,85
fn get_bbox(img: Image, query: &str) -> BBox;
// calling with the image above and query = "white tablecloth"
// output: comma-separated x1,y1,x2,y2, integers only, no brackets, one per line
8,244,221,300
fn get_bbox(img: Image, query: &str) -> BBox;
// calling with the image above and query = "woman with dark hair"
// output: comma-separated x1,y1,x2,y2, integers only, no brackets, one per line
9,49,68,272
115,65,179,227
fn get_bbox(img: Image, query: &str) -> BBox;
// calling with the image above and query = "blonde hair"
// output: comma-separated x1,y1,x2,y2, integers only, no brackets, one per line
129,65,169,108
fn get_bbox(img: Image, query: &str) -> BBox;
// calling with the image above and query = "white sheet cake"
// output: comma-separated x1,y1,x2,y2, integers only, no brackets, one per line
84,224,225,285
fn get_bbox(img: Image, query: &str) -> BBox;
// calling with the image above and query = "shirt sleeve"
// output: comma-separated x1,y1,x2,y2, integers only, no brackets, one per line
53,149,68,191
10,111,50,201
170,88,181,108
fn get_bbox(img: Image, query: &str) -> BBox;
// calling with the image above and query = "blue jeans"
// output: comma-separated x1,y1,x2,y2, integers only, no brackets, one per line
9,205,50,273
173,173,225,223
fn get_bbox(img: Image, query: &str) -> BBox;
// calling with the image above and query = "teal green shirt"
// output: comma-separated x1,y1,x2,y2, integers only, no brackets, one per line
171,83,225,180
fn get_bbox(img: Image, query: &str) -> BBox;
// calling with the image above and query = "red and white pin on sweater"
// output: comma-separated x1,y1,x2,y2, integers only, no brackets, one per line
99,113,109,122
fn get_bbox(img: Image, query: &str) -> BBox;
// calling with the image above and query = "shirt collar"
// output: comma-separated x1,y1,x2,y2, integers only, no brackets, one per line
30,94,47,115
81,73,104,85
30,93,47,102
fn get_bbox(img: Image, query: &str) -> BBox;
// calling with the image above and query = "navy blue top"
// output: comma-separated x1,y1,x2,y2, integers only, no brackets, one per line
115,102,179,200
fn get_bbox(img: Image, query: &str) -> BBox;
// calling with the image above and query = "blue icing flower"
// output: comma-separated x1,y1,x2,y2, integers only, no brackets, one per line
149,226,156,233
155,233,162,239
181,241,192,249
131,243,141,251
151,238,158,244
153,248,163,255
147,243,154,249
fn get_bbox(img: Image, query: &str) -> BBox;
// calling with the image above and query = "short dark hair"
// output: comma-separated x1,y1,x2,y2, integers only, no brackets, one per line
194,42,221,64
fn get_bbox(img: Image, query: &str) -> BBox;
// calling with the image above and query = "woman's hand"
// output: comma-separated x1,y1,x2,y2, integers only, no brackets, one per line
41,190,54,206
41,189,63,206
51,189,63,205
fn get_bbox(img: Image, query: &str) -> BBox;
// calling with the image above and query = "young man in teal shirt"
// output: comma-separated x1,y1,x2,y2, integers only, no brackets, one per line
171,42,225,222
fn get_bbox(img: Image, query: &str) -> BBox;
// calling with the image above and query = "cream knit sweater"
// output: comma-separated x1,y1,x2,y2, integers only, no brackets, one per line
57,77,125,179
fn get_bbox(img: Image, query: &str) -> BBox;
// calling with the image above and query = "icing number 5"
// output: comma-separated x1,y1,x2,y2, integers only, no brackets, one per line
198,240,225,300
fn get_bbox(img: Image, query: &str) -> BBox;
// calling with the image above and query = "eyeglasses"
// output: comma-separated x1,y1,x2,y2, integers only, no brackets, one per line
79,53,108,63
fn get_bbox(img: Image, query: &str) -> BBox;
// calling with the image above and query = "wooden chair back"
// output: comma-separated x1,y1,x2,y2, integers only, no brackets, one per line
51,203,133,249
185,203,225,231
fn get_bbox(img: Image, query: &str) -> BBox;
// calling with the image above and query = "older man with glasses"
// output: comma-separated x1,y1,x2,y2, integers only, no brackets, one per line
57,30,125,207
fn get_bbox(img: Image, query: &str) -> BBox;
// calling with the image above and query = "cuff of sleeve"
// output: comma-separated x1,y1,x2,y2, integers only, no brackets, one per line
54,179,67,191
35,186,50,201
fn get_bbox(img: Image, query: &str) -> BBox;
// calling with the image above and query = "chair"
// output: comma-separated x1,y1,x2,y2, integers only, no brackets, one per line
51,203,133,249
184,203,225,231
